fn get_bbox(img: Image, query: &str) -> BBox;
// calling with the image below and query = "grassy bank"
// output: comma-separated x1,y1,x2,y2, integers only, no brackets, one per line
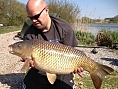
0,26,21,34
75,30,118,46
74,71,118,89
75,30,118,53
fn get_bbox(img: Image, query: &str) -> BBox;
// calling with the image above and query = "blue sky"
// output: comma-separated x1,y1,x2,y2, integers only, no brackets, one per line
18,0,118,19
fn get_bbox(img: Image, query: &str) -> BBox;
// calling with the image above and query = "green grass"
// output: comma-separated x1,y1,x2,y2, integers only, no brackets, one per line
0,26,21,34
74,72,118,89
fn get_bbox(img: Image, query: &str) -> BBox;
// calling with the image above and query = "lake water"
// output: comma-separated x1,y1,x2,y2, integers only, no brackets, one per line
74,23,118,37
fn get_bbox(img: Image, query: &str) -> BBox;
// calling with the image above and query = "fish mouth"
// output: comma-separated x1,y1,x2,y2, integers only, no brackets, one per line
8,46,14,54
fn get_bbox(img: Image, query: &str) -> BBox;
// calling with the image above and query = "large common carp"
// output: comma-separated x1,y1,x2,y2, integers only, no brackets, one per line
8,39,114,89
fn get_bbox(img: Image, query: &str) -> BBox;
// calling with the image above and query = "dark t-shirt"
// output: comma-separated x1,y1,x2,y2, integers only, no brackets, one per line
23,16,78,87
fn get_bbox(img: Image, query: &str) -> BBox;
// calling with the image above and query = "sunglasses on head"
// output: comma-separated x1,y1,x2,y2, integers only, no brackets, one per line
28,7,46,20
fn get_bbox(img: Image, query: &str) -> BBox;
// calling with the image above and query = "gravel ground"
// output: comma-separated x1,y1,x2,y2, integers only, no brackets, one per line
0,31,118,89
0,31,24,89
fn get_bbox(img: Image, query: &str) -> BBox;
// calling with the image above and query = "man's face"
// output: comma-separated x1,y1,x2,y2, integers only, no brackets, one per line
27,6,48,30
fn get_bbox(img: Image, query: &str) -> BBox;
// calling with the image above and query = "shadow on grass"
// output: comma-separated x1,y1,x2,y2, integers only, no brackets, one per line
0,73,25,89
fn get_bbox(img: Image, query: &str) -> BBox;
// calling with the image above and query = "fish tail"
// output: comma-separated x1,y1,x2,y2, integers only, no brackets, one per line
90,64,114,89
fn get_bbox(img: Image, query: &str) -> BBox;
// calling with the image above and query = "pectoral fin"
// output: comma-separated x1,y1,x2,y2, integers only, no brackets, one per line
46,73,57,84
21,59,30,72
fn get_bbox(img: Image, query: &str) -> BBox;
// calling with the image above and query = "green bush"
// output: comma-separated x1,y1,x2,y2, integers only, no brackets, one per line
75,31,95,45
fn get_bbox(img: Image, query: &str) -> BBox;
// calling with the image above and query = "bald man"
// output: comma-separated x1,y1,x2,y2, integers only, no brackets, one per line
21,0,83,89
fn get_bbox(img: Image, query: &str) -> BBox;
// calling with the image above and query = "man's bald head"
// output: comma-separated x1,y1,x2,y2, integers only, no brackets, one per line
26,0,47,16
26,0,51,31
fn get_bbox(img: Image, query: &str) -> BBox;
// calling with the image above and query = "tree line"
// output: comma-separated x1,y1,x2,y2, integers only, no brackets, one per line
105,15,118,23
0,0,27,26
79,15,118,24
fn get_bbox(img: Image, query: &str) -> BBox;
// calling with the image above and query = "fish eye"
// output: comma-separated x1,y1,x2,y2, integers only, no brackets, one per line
18,44,21,47
15,43,21,47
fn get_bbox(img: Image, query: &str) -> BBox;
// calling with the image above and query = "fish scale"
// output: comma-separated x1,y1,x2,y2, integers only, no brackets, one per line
32,41,81,74
8,39,114,89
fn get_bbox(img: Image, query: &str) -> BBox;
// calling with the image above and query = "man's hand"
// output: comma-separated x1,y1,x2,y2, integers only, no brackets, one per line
72,67,84,77
73,67,84,74
29,59,35,67
20,58,35,68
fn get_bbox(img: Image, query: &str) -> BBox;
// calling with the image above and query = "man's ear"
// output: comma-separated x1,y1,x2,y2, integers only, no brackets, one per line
45,7,49,13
